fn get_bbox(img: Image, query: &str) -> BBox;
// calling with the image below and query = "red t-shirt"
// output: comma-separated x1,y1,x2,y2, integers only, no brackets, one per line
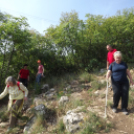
19,69,29,79
107,49,117,64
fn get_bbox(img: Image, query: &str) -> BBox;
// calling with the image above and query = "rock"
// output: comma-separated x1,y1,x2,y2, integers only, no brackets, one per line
23,116,37,134
130,85,134,89
59,96,69,105
100,68,106,73
34,104,46,116
33,97,45,106
71,80,79,85
41,84,49,93
45,93,56,100
63,106,85,133
50,88,55,92
130,69,134,74
64,85,71,91
0,122,9,127
94,90,99,95
23,104,46,134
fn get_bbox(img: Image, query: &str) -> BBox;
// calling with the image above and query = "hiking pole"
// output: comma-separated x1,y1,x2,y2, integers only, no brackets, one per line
104,79,109,118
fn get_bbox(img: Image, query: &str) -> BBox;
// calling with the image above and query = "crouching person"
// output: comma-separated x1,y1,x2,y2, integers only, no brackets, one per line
0,76,28,133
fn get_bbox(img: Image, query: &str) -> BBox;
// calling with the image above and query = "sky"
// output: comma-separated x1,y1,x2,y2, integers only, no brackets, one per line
0,0,134,34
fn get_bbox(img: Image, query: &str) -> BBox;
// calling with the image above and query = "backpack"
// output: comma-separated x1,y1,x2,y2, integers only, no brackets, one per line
7,81,24,93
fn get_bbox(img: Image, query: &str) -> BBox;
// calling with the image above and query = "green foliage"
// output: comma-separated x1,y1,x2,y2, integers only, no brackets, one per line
0,8,134,89
91,81,106,90
80,113,113,134
0,111,9,122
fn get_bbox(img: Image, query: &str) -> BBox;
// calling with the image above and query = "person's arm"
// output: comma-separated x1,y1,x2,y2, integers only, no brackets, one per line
0,86,8,100
19,83,28,100
42,66,44,76
106,70,112,80
107,61,110,70
18,70,21,80
126,69,134,85
28,75,30,81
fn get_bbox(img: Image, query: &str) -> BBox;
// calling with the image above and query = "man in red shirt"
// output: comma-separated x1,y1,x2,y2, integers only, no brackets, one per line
106,45,117,88
18,64,29,87
106,45,117,70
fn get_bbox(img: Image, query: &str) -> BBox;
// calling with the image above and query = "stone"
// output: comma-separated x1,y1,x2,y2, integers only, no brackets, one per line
45,93,56,100
50,88,55,92
59,96,69,105
94,90,99,95
71,80,79,85
23,116,37,134
63,106,85,133
23,104,46,134
64,85,71,91
0,122,9,127
34,104,46,116
41,84,49,93
100,68,106,73
33,97,46,106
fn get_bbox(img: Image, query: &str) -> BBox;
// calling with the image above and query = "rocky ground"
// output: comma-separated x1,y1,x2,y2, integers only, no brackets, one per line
0,69,134,134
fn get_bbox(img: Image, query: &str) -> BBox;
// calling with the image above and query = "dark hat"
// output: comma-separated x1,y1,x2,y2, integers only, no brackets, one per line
23,64,28,66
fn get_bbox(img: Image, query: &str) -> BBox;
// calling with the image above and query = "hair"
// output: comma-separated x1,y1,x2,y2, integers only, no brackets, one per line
107,44,112,48
5,76,17,85
114,51,122,58
23,64,28,68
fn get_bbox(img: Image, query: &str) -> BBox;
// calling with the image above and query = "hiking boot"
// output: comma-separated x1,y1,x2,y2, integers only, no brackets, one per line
122,109,128,115
112,108,117,113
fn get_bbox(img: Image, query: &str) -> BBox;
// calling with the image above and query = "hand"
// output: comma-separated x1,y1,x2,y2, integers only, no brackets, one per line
107,66,109,70
24,97,27,101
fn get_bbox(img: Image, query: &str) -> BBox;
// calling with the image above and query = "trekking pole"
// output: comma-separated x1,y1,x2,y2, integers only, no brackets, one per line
104,79,109,118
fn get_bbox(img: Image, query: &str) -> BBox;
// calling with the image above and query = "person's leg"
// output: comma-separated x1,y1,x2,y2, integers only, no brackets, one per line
9,99,23,128
24,79,28,87
19,78,25,86
112,80,121,108
121,80,129,109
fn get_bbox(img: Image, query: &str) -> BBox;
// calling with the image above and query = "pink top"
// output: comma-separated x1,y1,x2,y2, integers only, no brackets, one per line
38,65,44,74
107,49,117,64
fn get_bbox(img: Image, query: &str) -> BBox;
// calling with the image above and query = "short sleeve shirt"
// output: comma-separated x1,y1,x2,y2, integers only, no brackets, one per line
109,61,128,82
19,69,29,79
38,65,44,74
107,49,117,64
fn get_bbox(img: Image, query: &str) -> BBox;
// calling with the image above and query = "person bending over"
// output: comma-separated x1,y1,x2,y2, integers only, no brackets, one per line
0,76,28,133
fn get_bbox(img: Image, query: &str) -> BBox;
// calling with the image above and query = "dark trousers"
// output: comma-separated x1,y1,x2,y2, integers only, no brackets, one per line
112,79,129,109
9,99,23,128
19,78,28,87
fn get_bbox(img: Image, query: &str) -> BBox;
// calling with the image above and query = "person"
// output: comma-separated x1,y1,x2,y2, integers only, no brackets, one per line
106,45,117,88
35,60,44,89
106,45,117,70
18,64,29,87
0,76,28,132
106,51,134,115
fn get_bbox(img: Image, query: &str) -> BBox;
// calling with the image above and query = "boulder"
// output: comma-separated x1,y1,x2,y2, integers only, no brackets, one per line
59,96,69,105
23,116,36,134
33,97,46,106
23,104,46,134
63,106,85,133
45,93,56,100
50,88,55,92
41,84,49,93
0,122,9,127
